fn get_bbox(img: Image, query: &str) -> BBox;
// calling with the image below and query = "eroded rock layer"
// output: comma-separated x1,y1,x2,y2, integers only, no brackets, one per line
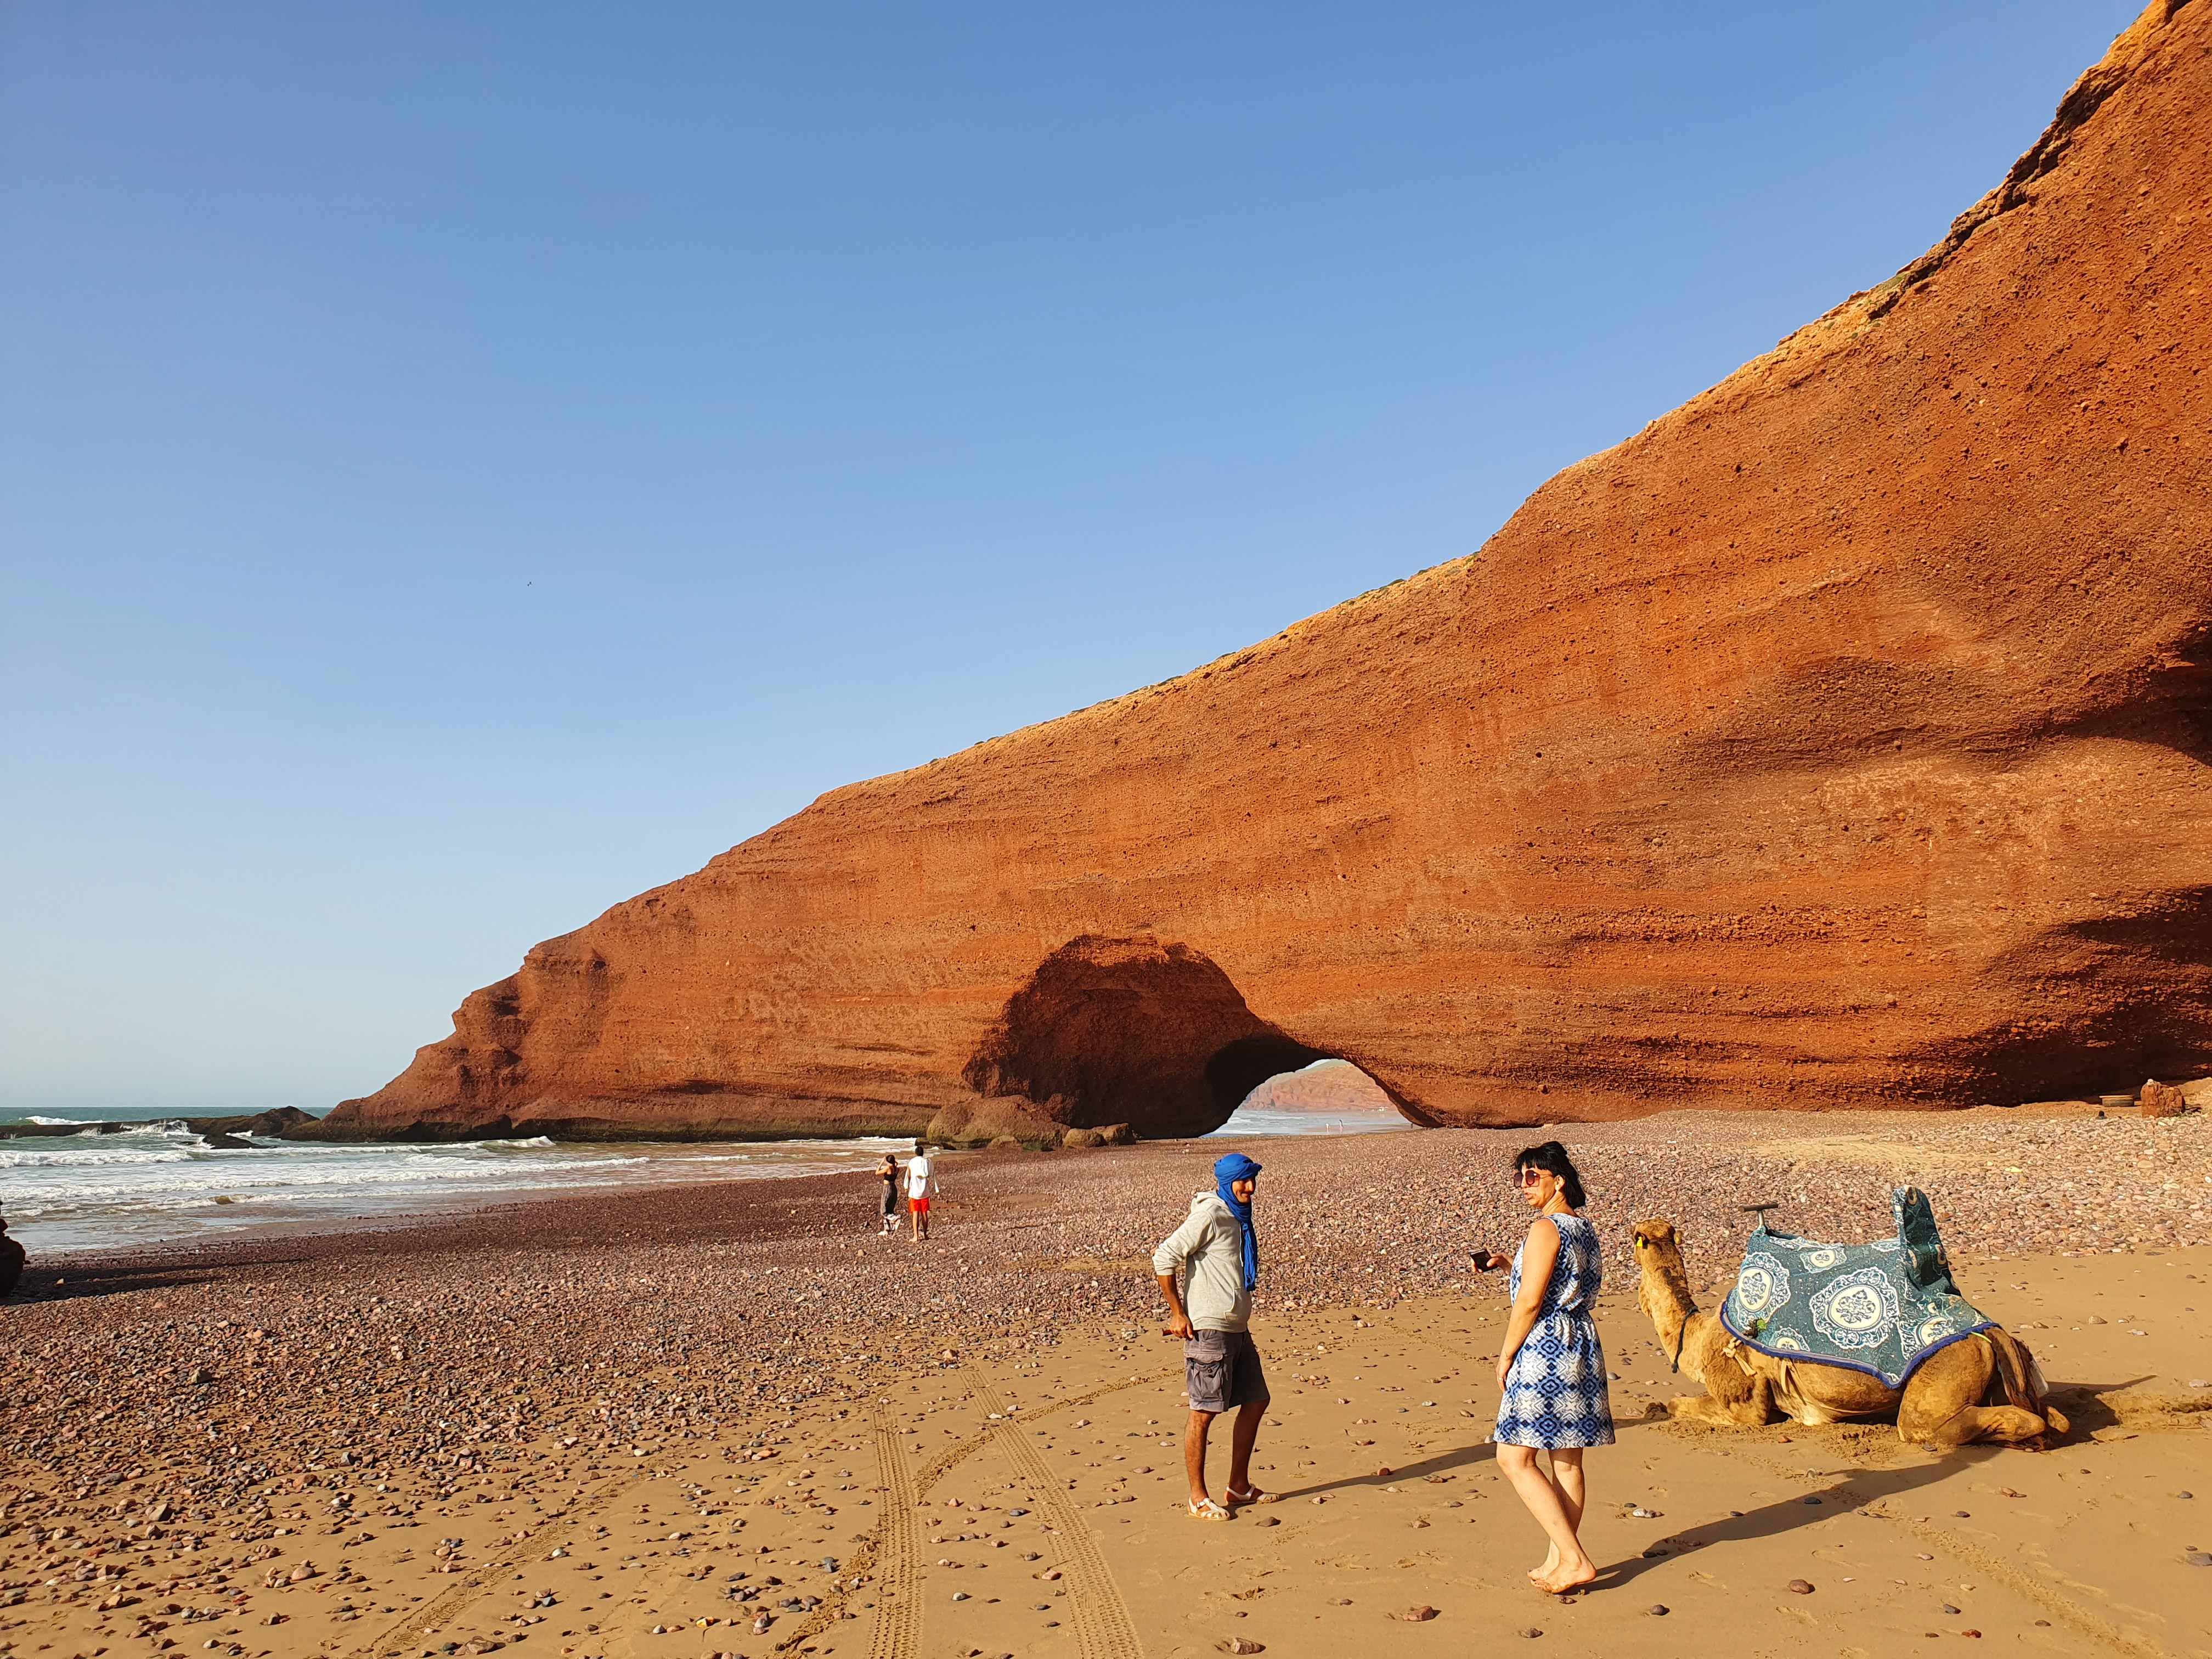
324,3,2212,1142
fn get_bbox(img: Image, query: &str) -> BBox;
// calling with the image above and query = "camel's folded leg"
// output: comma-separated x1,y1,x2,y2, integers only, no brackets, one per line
1666,1367,1775,1429
1898,1341,2050,1447
1906,1403,2050,1448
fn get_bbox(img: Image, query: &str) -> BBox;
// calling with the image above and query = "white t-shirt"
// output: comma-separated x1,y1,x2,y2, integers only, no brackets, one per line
905,1155,935,1200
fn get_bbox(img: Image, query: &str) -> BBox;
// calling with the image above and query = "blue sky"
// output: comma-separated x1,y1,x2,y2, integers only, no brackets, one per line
0,2,2139,1108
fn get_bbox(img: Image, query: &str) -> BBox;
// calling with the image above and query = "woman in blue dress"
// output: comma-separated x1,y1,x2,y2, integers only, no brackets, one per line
1484,1141,1613,1594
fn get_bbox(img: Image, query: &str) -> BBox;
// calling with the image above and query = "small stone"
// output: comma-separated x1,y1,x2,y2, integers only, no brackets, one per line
1517,1628,1542,1639
2184,1550,2212,1567
1803,1497,1820,1505
1400,1606,1437,1622
2179,1492,2194,1500
1254,1516,1278,1527
1647,1605,1669,1617
1961,1632,1982,1640
1786,1579,1814,1595
1217,1639,1265,1655
1954,1510,1971,1519
1942,1604,1960,1615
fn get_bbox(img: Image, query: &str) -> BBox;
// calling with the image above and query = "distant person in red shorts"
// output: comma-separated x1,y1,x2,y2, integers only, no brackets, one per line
905,1142,938,1241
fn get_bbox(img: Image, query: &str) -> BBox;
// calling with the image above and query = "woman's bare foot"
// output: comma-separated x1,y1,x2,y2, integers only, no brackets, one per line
1533,1558,1599,1595
1526,1545,1559,1582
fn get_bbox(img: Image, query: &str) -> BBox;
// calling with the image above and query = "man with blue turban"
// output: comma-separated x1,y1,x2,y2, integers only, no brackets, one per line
1152,1151,1273,1520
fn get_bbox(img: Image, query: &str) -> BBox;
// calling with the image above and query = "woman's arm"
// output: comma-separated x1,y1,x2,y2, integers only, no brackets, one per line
1495,1217,1561,1391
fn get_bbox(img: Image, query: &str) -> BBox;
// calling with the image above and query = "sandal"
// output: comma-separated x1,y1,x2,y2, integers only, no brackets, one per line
1225,1485,1276,1506
1188,1498,1233,1521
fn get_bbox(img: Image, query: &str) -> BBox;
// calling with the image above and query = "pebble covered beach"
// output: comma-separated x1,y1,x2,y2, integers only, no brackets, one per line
4,1105,2210,1659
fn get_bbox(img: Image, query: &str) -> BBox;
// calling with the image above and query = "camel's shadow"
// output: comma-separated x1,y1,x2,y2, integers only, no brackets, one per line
1588,1443,2012,1592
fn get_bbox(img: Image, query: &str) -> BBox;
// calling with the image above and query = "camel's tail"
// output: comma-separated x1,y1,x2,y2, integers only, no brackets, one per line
1984,1328,2070,1442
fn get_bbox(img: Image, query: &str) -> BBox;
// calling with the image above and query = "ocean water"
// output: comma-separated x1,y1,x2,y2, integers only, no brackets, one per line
0,1110,911,1259
1203,1102,1418,1137
1204,1057,1419,1138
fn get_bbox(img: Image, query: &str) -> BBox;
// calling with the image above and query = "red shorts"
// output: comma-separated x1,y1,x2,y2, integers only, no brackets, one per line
910,1198,930,1214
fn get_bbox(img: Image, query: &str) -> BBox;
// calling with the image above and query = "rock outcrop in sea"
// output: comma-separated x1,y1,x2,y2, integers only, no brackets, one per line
0,1211,24,1301
322,2,2212,1143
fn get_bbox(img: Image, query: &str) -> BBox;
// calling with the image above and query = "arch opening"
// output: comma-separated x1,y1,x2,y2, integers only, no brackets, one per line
959,935,1426,1139
1205,1054,1421,1138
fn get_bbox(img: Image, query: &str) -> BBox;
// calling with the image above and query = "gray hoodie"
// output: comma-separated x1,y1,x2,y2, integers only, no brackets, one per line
1152,1190,1251,1333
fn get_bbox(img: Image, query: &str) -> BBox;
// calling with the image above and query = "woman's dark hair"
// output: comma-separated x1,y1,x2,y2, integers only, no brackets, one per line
1511,1141,1587,1209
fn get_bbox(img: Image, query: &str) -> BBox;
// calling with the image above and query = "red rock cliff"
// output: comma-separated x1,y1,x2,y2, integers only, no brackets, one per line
324,2,2212,1142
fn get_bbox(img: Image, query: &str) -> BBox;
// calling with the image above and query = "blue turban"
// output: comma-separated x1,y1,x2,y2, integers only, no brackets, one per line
1213,1152,1262,1291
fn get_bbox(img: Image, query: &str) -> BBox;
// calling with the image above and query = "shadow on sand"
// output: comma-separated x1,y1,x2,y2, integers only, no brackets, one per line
10,1263,235,1305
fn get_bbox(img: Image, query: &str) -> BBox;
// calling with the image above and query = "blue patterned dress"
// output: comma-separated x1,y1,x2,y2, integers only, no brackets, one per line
1495,1213,1615,1449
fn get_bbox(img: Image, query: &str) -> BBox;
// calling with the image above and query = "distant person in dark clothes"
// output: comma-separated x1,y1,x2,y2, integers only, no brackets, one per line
876,1152,901,1235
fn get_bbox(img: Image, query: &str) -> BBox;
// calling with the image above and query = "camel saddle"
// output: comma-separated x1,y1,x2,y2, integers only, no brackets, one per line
1719,1187,1996,1389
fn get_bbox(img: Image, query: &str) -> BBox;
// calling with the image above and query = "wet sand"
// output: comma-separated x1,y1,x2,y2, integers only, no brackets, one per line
4,1108,2209,1659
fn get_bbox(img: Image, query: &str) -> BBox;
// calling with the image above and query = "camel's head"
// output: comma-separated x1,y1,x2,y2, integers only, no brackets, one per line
1629,1217,1694,1319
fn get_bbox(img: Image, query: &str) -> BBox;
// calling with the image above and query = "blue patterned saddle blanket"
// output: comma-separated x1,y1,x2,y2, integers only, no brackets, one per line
1718,1187,1995,1389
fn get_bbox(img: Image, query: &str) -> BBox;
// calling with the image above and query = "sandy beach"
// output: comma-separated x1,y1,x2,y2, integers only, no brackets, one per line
5,1108,2210,1659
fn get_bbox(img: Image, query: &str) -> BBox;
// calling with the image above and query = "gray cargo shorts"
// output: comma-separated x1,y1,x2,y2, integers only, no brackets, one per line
1184,1328,1269,1415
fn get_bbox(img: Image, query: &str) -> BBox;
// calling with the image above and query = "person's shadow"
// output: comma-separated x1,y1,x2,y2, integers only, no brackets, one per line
1277,1437,1498,1499
12,1262,228,1304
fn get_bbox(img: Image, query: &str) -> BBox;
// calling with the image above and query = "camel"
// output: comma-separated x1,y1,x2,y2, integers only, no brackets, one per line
1629,1218,2068,1448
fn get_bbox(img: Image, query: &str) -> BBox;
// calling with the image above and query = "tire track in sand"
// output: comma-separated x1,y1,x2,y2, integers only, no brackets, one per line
966,1373,1144,1659
352,1476,629,1659
860,1400,922,1659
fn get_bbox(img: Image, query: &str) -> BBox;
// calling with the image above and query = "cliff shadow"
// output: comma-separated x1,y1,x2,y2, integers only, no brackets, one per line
961,935,1426,1138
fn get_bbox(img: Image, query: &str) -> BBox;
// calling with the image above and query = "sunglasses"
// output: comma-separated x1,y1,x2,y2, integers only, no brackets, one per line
1514,1168,1550,1187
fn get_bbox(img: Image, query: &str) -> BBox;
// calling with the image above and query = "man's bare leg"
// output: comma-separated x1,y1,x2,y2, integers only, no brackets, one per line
1224,1398,1267,1498
1184,1409,1218,1506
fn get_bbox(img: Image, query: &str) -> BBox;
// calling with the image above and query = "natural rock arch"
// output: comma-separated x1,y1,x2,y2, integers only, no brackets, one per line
317,9,2212,1146
949,935,1421,1139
